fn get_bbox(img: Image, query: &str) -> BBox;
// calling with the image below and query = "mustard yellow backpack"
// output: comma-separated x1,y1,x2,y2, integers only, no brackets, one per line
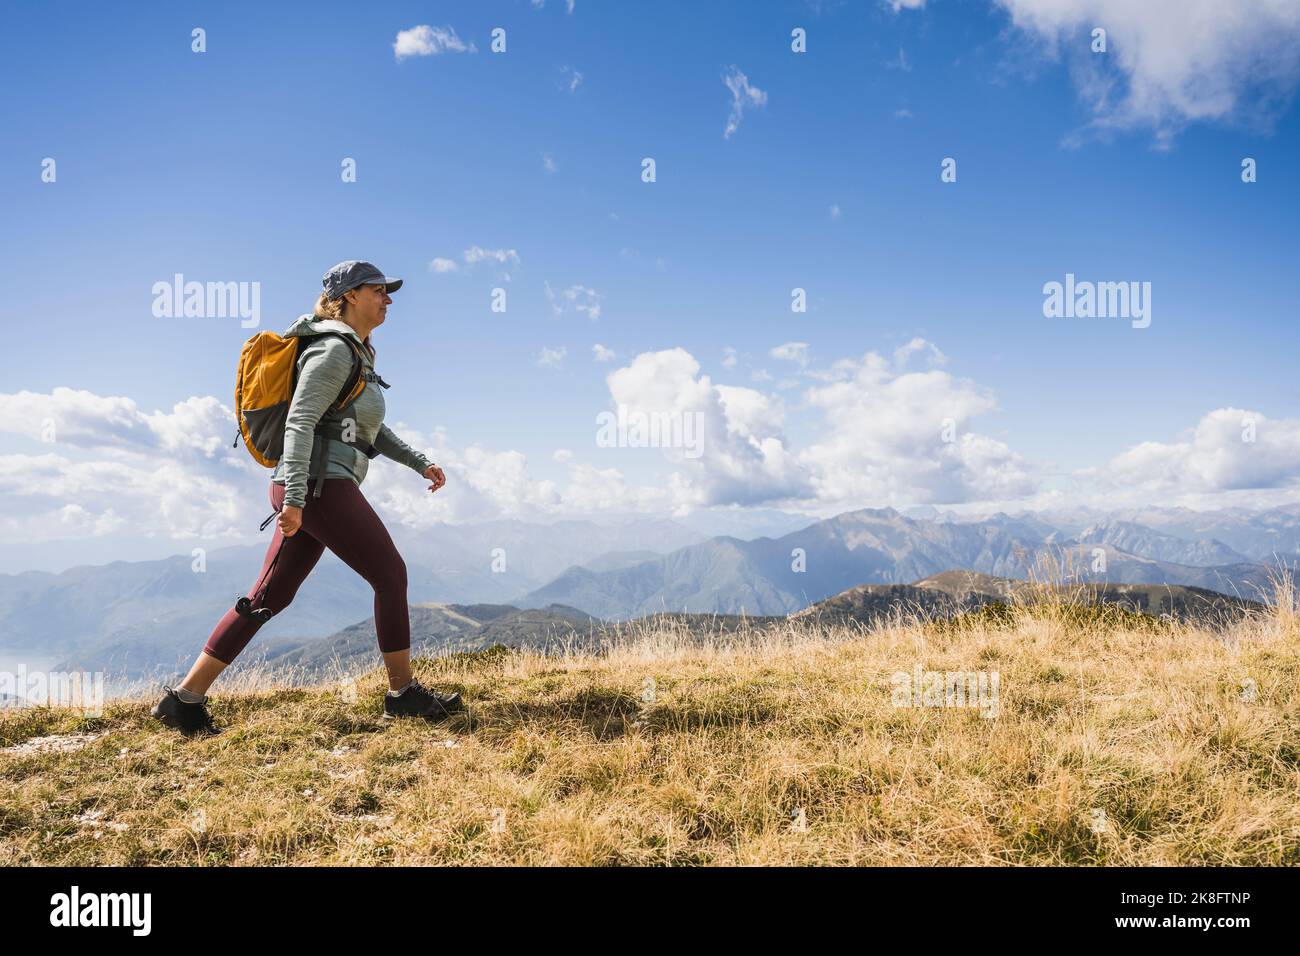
231,330,368,468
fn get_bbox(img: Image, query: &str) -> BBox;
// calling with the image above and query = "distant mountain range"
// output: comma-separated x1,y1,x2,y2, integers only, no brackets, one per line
2,504,1297,681
514,507,1295,620
1013,503,1300,560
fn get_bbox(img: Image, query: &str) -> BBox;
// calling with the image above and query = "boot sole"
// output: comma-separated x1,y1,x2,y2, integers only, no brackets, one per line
382,702,463,721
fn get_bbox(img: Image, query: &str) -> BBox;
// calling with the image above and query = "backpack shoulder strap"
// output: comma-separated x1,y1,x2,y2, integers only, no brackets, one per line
292,330,366,410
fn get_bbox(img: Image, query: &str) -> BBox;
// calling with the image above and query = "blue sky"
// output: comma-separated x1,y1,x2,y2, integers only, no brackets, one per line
2,0,1299,572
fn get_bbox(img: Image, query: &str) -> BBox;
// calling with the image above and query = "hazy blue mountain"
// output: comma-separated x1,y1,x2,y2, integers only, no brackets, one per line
34,547,380,679
666,507,820,541
388,516,707,604
579,550,666,572
515,507,1053,619
1075,520,1253,567
515,508,1289,619
260,602,600,678
1026,505,1300,562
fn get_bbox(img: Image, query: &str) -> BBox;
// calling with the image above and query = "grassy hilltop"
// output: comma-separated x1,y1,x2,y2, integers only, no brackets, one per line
2,586,1298,866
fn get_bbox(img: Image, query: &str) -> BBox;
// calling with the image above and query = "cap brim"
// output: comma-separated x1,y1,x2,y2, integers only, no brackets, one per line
329,276,404,299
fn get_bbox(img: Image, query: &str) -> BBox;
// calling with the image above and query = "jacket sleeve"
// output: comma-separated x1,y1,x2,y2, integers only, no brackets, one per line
374,423,434,476
281,338,354,508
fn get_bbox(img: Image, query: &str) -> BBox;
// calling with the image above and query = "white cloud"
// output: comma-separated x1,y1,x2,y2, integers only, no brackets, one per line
3,388,235,460
797,343,1034,507
464,246,521,268
431,247,520,277
722,66,768,139
829,204,842,219
887,0,927,11
770,342,811,368
463,245,521,282
592,343,617,363
893,337,947,368
393,25,477,60
360,423,674,526
541,152,558,173
1103,408,1300,495
604,349,809,507
0,389,263,544
993,0,1300,141
537,346,567,369
545,281,602,321
721,347,738,370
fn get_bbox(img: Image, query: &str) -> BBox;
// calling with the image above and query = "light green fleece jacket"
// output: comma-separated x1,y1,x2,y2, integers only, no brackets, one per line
271,315,433,508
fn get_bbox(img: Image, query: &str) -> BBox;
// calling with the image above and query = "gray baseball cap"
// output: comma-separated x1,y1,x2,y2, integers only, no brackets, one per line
322,260,403,300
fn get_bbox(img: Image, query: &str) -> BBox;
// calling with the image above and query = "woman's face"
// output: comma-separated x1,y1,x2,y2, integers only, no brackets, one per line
346,283,391,328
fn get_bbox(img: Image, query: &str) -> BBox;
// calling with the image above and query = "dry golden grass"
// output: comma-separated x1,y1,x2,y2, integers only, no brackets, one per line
1,586,1297,866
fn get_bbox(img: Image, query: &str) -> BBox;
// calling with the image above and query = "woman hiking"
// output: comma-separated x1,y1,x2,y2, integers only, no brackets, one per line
151,260,463,736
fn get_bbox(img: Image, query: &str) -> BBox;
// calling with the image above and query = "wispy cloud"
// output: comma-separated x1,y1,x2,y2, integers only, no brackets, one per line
770,342,811,368
559,65,583,92
722,66,767,139
537,346,567,368
430,246,521,281
545,281,602,320
618,247,667,271
465,246,521,268
393,25,477,60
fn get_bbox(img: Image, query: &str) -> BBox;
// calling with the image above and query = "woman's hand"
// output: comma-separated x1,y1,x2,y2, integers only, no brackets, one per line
423,464,446,494
278,504,303,538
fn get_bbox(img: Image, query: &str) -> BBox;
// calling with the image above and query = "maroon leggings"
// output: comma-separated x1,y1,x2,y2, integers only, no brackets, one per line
204,479,411,664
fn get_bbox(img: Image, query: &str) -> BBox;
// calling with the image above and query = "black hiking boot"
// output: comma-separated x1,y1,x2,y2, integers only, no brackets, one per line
151,685,221,737
383,679,464,721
